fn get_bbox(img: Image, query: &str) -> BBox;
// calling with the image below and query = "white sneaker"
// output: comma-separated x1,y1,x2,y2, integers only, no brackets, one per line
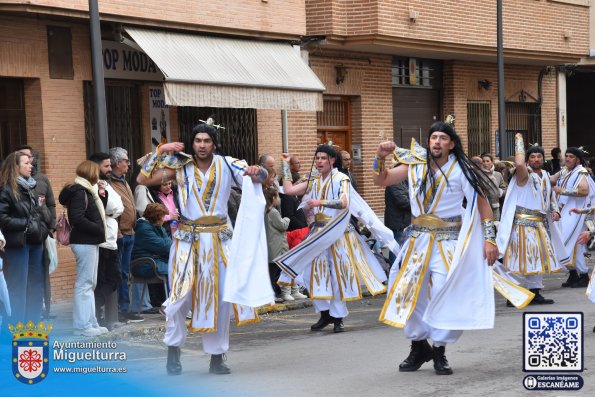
291,287,307,300
94,326,109,334
281,294,295,301
74,327,102,337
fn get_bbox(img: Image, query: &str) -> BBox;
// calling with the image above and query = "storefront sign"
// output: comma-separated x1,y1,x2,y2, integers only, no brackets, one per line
102,40,163,81
149,86,171,146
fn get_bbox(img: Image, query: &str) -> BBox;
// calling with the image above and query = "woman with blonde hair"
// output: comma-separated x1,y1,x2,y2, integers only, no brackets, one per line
0,152,48,338
59,160,107,337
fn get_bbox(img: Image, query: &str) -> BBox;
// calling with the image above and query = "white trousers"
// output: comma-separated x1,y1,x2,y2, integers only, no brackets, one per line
574,243,588,274
162,258,231,355
312,270,349,319
404,242,463,345
517,274,543,289
71,244,100,330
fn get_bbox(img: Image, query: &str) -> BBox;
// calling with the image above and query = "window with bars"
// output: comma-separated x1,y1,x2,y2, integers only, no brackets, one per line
84,81,143,172
0,78,26,160
467,101,491,156
392,58,440,88
178,107,258,165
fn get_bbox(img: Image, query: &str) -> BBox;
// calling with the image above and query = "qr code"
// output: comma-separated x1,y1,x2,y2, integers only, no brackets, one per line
523,312,583,372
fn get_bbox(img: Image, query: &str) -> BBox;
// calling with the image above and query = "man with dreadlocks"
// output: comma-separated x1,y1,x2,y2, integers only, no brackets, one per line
374,121,499,376
136,122,271,376
551,147,595,288
275,144,397,333
496,134,568,306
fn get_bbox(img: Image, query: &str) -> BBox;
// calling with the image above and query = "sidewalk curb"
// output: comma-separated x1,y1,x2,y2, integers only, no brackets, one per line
93,299,315,341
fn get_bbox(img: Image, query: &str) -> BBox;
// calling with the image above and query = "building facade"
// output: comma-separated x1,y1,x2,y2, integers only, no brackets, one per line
0,0,590,301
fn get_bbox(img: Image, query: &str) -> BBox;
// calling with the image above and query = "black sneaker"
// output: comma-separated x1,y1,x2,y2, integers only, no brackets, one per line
124,313,145,323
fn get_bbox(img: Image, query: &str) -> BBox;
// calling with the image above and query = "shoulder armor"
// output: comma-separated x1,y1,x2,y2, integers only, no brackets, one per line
394,138,427,165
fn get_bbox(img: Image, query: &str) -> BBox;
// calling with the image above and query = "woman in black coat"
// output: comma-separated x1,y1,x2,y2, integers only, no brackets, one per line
0,151,49,333
59,160,107,337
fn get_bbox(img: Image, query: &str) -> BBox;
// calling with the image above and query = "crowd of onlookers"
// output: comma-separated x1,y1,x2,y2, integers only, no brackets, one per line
0,145,182,338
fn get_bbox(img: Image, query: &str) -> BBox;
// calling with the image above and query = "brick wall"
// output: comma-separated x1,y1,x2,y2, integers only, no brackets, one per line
306,0,589,57
0,15,95,301
444,61,559,157
288,51,394,213
7,0,306,37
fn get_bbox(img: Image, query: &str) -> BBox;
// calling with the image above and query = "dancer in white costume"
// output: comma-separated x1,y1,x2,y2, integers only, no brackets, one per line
374,121,499,375
568,205,595,308
551,147,595,288
137,122,270,375
496,134,569,306
275,144,395,333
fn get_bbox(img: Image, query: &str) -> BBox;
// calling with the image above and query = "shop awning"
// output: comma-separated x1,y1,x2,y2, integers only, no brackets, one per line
124,27,325,111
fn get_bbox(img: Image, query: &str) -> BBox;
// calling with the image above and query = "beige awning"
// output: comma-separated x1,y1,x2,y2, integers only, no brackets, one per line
125,27,325,111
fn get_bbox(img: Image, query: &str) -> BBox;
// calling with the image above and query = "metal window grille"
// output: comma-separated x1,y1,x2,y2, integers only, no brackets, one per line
0,78,26,159
392,58,439,88
84,81,143,181
505,102,542,156
467,101,491,156
178,107,258,165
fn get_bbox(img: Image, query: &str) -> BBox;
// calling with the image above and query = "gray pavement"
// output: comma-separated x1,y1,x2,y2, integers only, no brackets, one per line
4,263,595,397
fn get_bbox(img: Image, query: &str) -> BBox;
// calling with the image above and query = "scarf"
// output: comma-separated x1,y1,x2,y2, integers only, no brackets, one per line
16,176,37,207
74,176,107,239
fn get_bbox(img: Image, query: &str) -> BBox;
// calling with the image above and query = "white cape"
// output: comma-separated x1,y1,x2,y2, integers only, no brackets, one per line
423,192,495,330
223,176,273,307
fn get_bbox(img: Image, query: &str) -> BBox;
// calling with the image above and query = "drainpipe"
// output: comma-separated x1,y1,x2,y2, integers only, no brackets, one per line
88,0,109,152
281,110,289,153
497,0,507,158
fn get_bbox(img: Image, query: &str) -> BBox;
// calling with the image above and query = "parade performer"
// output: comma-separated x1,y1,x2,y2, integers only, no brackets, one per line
275,144,397,333
136,122,271,376
551,147,595,288
496,135,569,305
373,120,500,376
568,205,595,305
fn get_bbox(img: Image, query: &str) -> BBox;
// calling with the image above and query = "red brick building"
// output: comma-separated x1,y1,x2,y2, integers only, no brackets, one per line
0,0,591,301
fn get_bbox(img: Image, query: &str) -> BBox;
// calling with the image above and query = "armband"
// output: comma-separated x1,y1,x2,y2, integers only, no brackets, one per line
373,155,386,176
281,159,292,182
482,218,497,246
559,188,580,197
319,199,344,209
514,133,525,157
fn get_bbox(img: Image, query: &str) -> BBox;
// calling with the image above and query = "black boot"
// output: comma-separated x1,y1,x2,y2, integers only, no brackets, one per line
209,354,231,375
166,346,182,375
399,339,433,372
311,310,333,331
333,317,345,333
529,289,554,305
570,273,590,288
433,345,453,375
562,270,579,287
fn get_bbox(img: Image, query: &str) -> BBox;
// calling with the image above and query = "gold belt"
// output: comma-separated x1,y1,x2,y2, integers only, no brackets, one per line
179,216,227,233
314,212,332,225
411,214,462,228
514,213,545,223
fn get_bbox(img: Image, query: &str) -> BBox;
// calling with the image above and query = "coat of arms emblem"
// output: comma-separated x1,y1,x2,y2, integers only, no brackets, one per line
9,321,52,385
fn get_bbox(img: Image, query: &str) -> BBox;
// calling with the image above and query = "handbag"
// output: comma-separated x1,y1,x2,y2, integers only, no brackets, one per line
55,211,72,246
56,191,87,246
